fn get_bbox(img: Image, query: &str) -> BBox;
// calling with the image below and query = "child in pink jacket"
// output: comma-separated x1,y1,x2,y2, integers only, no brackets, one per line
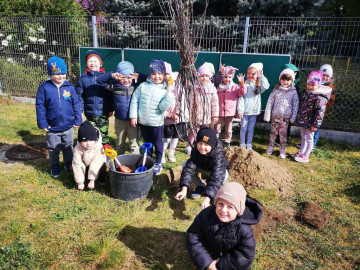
214,64,247,148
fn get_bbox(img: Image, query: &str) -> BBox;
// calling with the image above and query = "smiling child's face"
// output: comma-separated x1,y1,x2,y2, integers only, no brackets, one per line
51,74,66,84
215,199,238,223
197,141,212,155
199,74,210,85
151,72,165,84
119,75,133,87
247,67,258,82
307,83,319,91
86,56,101,72
222,74,234,85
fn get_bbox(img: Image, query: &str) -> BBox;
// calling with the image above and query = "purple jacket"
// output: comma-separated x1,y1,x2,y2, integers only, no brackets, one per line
296,85,332,129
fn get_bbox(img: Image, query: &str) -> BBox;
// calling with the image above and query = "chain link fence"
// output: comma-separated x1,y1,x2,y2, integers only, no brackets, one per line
0,16,359,132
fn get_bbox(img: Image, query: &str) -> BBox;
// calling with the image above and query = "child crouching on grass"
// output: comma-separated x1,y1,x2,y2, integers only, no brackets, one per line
186,182,262,270
36,56,82,178
174,127,229,209
72,121,106,190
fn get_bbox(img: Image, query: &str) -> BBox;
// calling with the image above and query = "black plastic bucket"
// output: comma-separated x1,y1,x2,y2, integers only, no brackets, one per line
108,154,154,200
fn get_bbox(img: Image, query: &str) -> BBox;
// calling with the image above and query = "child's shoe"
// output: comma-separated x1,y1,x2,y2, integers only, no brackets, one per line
294,154,309,163
279,148,286,159
240,143,246,149
190,186,205,199
291,152,301,158
185,145,192,155
168,152,176,163
296,144,301,149
87,180,95,189
161,153,166,164
51,165,60,178
78,184,85,190
266,146,274,155
64,163,73,174
246,144,253,150
223,142,230,148
153,163,163,175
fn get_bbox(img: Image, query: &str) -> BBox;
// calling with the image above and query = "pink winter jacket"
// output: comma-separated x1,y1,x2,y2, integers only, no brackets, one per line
72,133,106,185
264,85,299,123
216,82,247,117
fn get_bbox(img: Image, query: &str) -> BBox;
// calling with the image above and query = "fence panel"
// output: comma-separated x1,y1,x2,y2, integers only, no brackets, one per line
0,15,359,132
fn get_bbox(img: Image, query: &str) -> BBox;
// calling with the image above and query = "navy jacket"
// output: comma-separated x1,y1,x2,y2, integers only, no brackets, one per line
97,72,147,120
76,71,113,117
36,79,82,132
179,138,230,202
187,197,262,270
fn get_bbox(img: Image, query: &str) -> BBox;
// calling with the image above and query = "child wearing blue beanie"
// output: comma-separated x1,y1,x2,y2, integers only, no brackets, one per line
76,50,113,151
36,56,82,178
129,59,175,175
97,60,147,155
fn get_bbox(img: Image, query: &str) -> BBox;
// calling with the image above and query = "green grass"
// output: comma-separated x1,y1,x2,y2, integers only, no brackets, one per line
0,96,359,269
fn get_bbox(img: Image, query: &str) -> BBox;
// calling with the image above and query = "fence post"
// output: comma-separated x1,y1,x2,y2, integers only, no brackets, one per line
67,48,72,81
92,15,98,48
243,17,250,53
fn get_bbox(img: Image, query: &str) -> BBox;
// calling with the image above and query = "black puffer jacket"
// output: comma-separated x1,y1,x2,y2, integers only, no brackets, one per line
187,197,262,270
179,138,230,202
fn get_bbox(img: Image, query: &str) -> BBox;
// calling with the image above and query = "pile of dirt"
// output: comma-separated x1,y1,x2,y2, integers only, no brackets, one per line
5,141,48,161
225,146,294,196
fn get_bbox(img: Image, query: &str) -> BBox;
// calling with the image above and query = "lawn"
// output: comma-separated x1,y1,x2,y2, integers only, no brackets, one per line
0,97,359,270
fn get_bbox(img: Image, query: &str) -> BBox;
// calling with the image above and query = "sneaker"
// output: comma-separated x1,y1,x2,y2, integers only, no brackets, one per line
78,184,85,190
185,145,192,155
294,154,309,163
168,153,176,163
51,165,60,178
153,163,163,175
246,144,253,151
190,186,205,199
296,144,301,149
88,180,95,189
291,152,301,158
64,163,73,174
279,149,286,159
240,143,246,149
223,142,230,148
266,146,274,155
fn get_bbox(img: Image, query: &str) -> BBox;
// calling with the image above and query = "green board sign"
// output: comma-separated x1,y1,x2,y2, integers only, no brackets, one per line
79,47,290,109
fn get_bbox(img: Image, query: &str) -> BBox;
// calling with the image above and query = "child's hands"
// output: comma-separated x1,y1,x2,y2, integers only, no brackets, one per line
174,186,188,201
237,113,243,119
130,118,137,127
132,73,139,83
112,72,122,80
43,128,49,132
212,116,218,124
258,69,263,78
219,63,225,74
207,259,219,270
108,111,113,117
237,73,245,84
310,126,317,132
201,197,211,209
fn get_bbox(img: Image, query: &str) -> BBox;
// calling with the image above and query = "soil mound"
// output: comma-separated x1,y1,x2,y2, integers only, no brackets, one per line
225,146,294,195
5,141,48,161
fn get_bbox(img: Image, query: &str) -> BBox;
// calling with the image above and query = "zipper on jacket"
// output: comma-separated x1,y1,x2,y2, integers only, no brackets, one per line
56,83,63,130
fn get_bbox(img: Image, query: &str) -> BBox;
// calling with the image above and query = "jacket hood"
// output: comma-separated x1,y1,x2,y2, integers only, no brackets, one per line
239,196,263,225
277,85,296,92
308,84,332,95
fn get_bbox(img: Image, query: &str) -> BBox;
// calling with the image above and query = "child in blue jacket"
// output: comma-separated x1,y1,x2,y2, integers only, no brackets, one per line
36,56,82,178
76,50,113,147
129,59,174,175
97,61,147,155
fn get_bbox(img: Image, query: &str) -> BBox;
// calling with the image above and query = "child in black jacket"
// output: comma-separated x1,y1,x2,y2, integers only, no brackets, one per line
187,182,262,270
174,127,229,209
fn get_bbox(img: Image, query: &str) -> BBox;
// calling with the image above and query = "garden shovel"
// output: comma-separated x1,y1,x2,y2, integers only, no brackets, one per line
135,142,153,173
104,148,132,173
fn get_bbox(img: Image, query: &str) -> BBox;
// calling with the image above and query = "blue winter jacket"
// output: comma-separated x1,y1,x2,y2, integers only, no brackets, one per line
36,79,82,132
187,197,262,270
76,71,113,117
97,72,147,120
129,77,174,126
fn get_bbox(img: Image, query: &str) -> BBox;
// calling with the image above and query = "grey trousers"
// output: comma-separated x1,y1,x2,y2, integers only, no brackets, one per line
46,127,74,166
115,118,140,155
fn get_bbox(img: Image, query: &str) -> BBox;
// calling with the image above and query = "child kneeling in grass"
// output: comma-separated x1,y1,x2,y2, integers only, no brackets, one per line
187,182,262,270
174,127,229,209
72,121,106,190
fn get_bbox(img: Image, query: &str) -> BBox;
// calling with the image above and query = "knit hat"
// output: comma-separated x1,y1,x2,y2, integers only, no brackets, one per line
205,62,215,75
198,63,213,78
196,127,217,148
117,61,134,76
215,182,247,216
307,71,323,86
85,50,103,65
164,62,173,75
279,68,295,82
224,66,238,75
47,56,67,75
320,64,333,78
77,121,98,142
150,59,166,74
248,62,263,71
